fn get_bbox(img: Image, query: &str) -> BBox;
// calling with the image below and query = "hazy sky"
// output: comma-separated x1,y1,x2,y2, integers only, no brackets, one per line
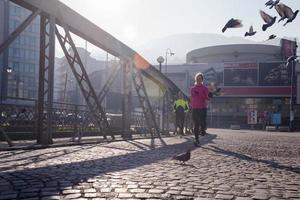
59,0,300,57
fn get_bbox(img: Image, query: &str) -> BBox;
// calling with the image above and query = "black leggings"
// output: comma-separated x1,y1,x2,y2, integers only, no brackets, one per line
175,111,185,134
192,108,207,140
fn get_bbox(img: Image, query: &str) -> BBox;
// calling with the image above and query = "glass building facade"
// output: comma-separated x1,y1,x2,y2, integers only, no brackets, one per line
0,1,40,100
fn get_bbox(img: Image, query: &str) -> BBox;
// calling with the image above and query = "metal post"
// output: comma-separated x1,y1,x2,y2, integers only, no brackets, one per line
122,60,132,139
290,60,295,131
36,15,55,145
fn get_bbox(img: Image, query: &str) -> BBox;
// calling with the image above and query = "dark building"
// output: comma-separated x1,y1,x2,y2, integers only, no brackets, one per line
0,1,40,102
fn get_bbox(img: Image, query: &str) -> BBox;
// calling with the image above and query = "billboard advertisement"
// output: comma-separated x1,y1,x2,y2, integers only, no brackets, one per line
224,63,258,86
259,62,291,86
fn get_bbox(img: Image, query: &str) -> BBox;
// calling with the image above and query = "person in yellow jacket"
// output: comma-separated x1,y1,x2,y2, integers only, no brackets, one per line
174,92,189,136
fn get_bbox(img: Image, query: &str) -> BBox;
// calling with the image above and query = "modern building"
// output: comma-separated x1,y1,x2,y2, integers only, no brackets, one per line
0,0,40,102
160,43,300,130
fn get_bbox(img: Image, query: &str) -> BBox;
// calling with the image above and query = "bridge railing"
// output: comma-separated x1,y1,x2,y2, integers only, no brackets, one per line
0,99,149,141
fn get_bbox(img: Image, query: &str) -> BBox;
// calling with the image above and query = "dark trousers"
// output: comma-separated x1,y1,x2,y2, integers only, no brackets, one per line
175,111,185,135
192,108,207,141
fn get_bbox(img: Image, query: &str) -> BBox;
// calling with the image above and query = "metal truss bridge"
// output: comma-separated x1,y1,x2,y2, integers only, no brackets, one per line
0,0,185,146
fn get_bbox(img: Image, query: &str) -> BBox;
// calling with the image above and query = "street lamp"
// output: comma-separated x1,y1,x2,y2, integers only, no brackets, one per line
286,54,299,132
157,56,165,72
157,56,165,132
165,48,175,73
6,67,21,98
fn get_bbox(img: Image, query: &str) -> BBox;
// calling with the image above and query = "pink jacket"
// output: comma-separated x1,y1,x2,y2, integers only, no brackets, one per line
190,83,209,109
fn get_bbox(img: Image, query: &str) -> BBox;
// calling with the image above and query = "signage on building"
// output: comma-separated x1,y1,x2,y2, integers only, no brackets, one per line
247,110,257,124
271,113,282,125
259,62,291,86
224,63,258,86
281,39,297,60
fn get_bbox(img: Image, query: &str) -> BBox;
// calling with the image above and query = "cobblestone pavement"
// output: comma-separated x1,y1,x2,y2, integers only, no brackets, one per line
0,129,299,200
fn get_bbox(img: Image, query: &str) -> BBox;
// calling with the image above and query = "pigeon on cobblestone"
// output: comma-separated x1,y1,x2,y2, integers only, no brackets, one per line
173,149,191,164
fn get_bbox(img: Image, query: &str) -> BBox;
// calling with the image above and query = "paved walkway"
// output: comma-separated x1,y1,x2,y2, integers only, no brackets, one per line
0,129,299,200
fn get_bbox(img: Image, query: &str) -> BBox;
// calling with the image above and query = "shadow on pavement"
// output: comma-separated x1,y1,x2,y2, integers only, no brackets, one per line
204,145,300,175
0,134,217,192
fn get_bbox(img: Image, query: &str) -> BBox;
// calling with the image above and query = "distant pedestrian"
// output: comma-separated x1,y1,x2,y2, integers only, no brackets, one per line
174,92,189,136
190,73,209,144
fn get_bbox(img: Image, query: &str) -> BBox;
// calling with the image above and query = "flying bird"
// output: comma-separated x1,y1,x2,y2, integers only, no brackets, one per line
265,0,280,9
267,34,277,40
275,4,288,23
245,25,256,37
222,18,243,33
173,149,191,164
260,10,277,31
287,55,298,63
280,4,299,26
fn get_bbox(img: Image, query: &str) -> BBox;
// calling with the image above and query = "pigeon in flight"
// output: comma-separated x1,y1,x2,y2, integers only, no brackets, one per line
275,4,288,23
265,0,280,9
173,149,191,164
260,10,277,31
267,34,277,40
222,18,243,33
287,55,298,63
281,4,299,26
245,25,256,37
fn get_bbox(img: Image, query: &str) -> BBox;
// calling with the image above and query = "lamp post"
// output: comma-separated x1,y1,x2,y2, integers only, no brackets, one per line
165,48,175,73
286,51,298,132
157,56,165,132
6,67,21,99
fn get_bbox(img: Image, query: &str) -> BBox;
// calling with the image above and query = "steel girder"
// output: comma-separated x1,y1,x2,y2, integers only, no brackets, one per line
36,15,55,145
131,67,160,137
55,25,114,140
122,60,132,139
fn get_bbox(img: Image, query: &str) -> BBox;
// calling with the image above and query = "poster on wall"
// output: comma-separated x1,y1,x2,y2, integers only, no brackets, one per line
259,62,291,86
247,110,258,124
224,63,258,86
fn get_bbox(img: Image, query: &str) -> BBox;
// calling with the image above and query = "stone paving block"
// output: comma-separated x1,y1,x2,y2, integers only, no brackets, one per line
41,196,61,200
129,188,145,193
215,194,234,199
118,193,133,198
84,193,97,198
64,193,82,199
0,194,18,200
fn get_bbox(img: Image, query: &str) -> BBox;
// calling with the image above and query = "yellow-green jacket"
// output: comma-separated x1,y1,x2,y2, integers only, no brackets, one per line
174,98,189,113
